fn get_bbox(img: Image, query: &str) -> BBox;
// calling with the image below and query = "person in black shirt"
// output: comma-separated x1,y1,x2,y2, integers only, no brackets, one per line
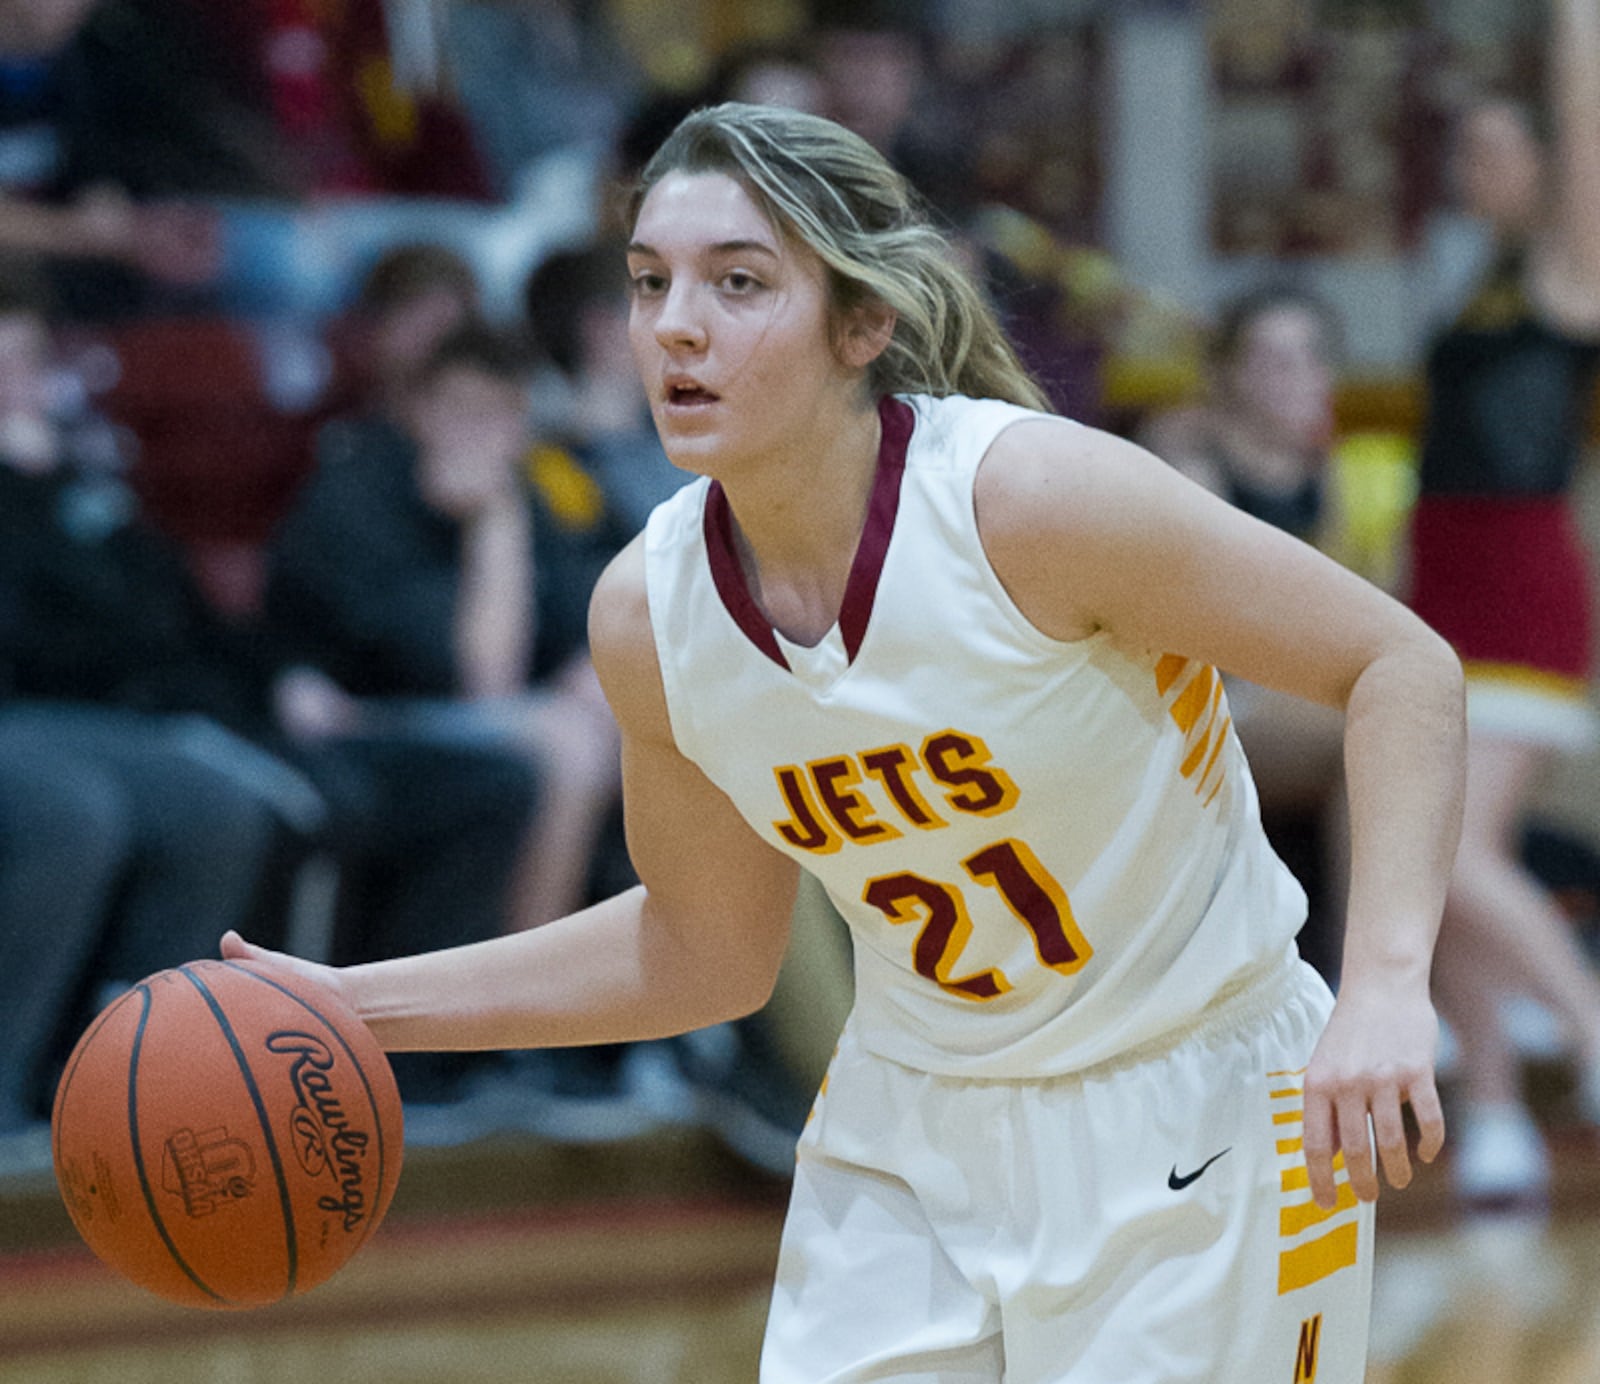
0,0,289,319
0,276,538,1126
0,277,278,1136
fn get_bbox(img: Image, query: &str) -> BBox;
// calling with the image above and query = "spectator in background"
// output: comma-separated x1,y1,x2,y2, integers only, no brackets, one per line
323,0,496,202
270,323,623,930
0,0,292,319
439,0,637,199
813,8,974,222
1140,285,1352,983
1140,285,1345,549
1409,0,1600,1207
523,239,684,536
328,241,483,416
705,38,828,117
267,320,643,1140
0,270,540,1129
299,244,628,918
523,232,855,1166
0,273,282,1140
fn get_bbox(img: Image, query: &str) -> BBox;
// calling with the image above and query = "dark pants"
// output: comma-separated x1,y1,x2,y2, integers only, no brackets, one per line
285,734,539,964
283,734,539,1103
0,705,278,1127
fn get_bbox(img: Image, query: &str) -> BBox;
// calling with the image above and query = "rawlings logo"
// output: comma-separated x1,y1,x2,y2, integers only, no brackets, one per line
265,1031,373,1232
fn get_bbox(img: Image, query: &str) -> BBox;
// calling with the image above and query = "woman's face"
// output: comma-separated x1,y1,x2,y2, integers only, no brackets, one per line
1453,102,1544,230
1221,304,1334,453
372,287,475,388
627,170,860,478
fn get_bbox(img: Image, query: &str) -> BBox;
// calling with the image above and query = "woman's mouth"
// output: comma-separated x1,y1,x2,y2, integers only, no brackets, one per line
666,383,720,407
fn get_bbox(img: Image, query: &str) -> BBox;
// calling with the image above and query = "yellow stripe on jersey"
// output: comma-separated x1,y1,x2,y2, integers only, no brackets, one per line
1170,667,1217,735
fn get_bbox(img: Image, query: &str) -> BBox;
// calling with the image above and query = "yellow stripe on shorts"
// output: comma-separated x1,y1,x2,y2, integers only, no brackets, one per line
1278,1222,1359,1295
1271,1075,1359,1297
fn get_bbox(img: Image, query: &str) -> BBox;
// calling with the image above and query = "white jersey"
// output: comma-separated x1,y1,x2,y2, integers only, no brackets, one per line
644,392,1307,1078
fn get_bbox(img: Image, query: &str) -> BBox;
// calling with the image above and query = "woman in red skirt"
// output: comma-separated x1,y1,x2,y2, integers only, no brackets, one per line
1412,0,1600,1205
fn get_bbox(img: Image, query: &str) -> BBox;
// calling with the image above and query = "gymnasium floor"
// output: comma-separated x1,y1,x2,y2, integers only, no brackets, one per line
1,1113,1597,1384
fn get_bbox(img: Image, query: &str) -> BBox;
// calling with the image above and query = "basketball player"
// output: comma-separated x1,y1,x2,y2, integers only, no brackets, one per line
227,103,1465,1381
1410,0,1600,1206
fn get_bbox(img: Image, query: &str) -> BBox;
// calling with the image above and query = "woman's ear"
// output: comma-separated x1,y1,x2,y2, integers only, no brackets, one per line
835,301,897,370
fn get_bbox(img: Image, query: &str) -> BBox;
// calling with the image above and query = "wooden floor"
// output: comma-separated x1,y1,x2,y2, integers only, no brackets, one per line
2,1121,1598,1383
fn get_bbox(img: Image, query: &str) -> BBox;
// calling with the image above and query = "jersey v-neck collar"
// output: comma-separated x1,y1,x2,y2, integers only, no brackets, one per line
702,395,915,671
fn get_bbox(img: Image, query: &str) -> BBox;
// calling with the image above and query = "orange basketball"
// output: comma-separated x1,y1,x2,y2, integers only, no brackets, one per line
51,958,404,1310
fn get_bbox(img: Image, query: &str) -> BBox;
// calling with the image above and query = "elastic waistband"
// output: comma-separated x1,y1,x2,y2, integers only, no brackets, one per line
1077,950,1315,1082
843,949,1319,1088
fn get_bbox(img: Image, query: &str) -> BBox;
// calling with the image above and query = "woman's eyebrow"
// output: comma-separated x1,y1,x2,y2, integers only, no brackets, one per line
627,239,780,260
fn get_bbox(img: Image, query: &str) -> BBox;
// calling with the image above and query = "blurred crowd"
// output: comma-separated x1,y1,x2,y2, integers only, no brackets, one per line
2,0,1599,1206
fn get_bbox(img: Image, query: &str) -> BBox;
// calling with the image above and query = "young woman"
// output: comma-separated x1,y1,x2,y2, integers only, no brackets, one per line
226,103,1464,1381
1411,0,1600,1206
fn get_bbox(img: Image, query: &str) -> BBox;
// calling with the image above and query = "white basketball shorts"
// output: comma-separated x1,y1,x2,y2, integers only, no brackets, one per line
762,956,1374,1383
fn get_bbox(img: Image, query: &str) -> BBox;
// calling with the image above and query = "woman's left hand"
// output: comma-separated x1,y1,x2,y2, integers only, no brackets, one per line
1301,974,1446,1208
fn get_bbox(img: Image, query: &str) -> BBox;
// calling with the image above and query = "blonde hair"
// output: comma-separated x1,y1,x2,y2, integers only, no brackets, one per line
630,102,1051,413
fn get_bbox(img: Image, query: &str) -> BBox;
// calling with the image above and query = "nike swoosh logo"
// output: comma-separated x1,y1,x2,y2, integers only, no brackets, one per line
1168,1147,1232,1191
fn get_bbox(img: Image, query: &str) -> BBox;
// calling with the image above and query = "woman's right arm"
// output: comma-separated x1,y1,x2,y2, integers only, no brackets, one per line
224,535,802,1052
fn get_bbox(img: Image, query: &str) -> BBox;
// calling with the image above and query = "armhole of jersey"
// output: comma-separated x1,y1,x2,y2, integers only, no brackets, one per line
641,486,706,765
958,407,1110,656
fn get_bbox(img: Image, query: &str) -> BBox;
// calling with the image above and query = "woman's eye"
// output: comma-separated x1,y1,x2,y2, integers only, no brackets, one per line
722,271,761,293
631,272,666,296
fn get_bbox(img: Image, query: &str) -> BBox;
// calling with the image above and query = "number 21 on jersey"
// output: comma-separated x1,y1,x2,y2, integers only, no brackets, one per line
862,837,1093,1000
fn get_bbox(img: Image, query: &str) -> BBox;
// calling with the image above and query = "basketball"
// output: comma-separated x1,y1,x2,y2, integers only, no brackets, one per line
51,959,404,1310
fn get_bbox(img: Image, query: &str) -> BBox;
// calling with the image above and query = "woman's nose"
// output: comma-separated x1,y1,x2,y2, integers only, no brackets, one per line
653,283,706,351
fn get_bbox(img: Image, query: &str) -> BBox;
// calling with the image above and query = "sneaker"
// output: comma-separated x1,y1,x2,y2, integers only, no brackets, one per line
641,1021,816,1176
1451,1102,1550,1208
393,1052,503,1149
0,1121,54,1183
401,1094,492,1150
486,1047,661,1145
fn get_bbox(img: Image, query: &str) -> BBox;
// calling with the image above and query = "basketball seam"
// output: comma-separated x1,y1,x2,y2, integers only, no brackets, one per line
178,965,299,1302
127,984,230,1307
51,985,142,1223
218,960,398,1257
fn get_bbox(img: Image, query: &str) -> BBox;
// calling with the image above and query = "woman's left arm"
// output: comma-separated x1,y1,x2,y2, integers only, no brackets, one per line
978,420,1466,1210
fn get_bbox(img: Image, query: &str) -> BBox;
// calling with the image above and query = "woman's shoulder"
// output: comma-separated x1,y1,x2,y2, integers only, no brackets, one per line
973,415,1163,565
590,533,651,654
900,391,1066,477
588,534,674,746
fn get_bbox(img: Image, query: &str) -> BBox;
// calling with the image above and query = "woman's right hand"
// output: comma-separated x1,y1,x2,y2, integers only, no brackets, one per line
220,930,353,1012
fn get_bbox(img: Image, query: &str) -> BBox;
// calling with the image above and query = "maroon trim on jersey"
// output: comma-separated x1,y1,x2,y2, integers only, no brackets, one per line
839,396,913,661
702,395,914,670
704,481,790,669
